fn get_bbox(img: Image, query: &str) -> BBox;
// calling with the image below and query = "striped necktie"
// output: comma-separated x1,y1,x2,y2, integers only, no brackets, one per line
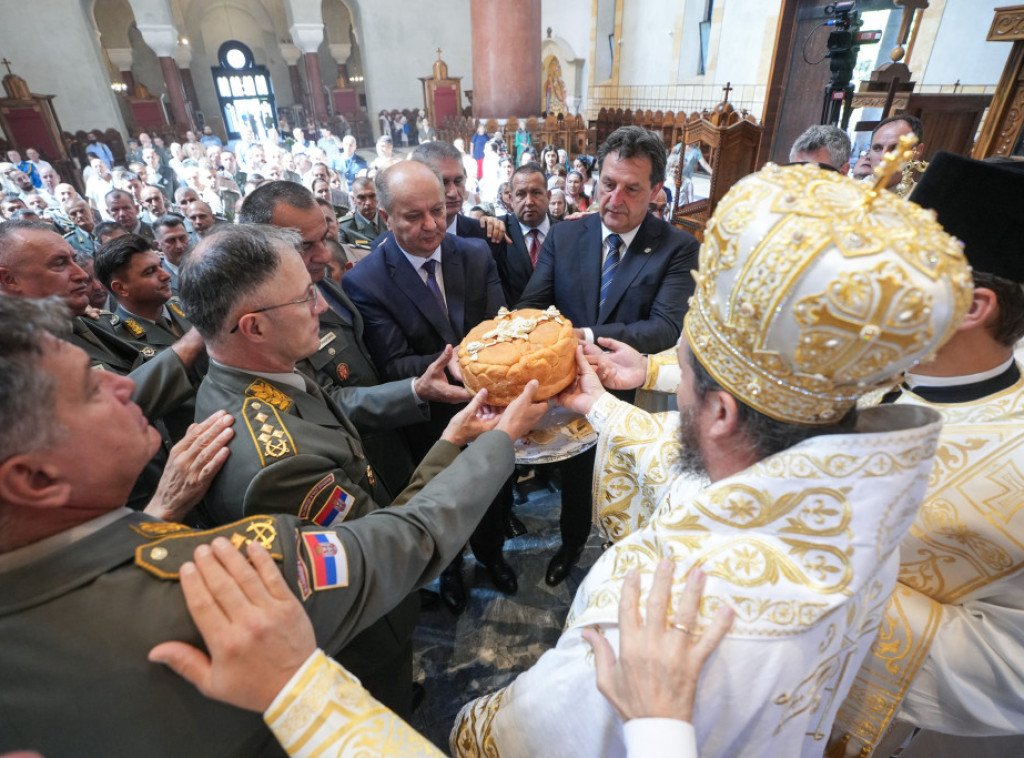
599,234,622,309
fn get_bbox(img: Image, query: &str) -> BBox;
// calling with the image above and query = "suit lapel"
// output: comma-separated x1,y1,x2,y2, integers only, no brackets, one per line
385,238,456,344
441,236,465,336
599,214,662,323
581,215,604,324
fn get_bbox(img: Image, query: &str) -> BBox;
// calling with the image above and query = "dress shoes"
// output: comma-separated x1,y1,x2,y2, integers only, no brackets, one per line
439,564,467,615
484,558,518,595
545,544,584,587
504,512,528,538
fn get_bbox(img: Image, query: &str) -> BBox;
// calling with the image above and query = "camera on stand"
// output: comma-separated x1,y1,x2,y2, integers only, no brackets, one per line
820,1,880,129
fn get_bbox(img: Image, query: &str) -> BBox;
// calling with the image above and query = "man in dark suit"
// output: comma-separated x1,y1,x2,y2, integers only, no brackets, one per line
498,162,554,304
518,125,700,585
238,181,464,498
343,160,516,613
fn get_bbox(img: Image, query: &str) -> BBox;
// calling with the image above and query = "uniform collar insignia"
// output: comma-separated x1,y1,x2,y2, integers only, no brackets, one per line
245,378,294,411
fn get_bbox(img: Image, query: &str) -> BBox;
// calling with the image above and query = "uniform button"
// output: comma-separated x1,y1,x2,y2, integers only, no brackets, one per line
328,347,336,355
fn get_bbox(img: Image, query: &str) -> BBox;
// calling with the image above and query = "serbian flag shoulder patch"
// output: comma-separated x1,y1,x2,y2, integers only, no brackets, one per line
300,531,349,590
312,485,355,526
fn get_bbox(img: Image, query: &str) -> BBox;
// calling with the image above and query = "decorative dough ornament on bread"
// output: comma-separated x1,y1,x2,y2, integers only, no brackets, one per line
458,306,578,405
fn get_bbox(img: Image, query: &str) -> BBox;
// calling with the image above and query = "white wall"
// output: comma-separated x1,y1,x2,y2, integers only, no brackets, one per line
355,0,474,125
711,0,780,88
0,0,126,137
921,0,1006,86
618,0,677,86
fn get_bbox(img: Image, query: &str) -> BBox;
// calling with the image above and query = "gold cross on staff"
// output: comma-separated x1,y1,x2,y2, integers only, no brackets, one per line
1,58,12,76
722,81,733,101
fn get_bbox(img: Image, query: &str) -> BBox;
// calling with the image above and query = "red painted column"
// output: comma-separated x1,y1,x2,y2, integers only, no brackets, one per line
304,52,328,124
470,0,541,118
158,56,191,127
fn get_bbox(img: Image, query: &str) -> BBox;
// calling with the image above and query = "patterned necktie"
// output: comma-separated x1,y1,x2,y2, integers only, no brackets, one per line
599,234,622,309
422,259,447,313
528,228,541,268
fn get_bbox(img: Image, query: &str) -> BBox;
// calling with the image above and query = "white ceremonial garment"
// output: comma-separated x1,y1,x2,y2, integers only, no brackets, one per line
452,394,944,758
831,367,1024,754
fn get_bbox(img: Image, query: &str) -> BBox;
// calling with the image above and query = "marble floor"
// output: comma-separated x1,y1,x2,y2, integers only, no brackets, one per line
407,471,605,753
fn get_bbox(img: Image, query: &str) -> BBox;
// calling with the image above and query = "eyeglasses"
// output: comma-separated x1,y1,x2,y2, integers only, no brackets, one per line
648,203,669,215
229,282,319,333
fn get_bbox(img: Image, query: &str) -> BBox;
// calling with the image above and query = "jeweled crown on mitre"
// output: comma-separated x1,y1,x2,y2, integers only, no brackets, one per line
684,148,973,426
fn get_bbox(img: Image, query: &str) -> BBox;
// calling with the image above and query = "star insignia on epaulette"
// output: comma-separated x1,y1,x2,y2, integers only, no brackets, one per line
242,397,296,467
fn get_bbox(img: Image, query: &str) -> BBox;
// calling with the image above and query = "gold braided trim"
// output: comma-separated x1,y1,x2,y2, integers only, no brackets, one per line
830,584,942,753
449,687,508,758
642,348,679,392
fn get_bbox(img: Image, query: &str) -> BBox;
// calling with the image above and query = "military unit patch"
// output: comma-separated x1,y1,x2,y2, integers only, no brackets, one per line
294,530,312,600
299,473,336,519
301,531,349,590
312,485,355,526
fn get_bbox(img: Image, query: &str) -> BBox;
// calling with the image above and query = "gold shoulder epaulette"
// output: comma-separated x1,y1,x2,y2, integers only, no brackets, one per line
246,377,293,411
243,396,296,467
134,515,285,580
167,299,187,319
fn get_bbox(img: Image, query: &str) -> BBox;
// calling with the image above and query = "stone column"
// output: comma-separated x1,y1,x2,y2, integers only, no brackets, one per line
174,44,199,124
136,23,191,127
470,0,541,118
280,43,306,113
106,47,136,96
291,22,328,124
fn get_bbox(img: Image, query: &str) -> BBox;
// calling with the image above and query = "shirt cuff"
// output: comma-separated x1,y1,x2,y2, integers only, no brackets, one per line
583,327,595,344
623,719,696,758
409,376,421,403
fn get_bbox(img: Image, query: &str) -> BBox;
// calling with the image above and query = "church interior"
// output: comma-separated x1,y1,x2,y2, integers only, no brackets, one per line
1,1,1024,757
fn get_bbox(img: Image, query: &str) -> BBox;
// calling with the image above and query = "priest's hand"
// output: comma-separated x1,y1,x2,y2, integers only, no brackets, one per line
148,539,316,713
555,346,607,415
144,410,235,522
585,338,647,391
414,345,472,403
582,560,734,723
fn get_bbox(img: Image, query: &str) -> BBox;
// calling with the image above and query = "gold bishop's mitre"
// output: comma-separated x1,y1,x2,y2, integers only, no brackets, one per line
684,152,973,426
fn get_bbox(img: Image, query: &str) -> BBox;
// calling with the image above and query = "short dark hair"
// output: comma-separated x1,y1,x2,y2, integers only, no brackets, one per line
597,126,667,188
93,220,127,240
93,234,153,290
0,296,71,464
104,188,134,206
688,348,856,459
152,214,186,235
872,114,924,143
973,270,1024,346
238,180,317,224
180,224,298,340
512,162,547,184
411,141,464,175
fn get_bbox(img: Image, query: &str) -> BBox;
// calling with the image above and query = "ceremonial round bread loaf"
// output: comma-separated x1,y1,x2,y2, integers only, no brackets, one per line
458,307,578,405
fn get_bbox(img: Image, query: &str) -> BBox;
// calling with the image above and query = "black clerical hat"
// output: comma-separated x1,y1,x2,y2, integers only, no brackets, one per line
909,151,1024,283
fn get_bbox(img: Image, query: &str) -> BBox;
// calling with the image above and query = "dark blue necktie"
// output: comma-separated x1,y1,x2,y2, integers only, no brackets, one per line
422,259,447,313
599,234,622,309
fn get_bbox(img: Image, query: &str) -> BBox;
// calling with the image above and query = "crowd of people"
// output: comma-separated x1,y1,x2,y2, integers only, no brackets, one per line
0,109,1022,758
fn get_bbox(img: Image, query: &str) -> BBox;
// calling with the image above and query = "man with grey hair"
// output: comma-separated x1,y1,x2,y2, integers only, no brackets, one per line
0,292,543,757
789,124,852,175
182,222,534,718
343,160,514,613
239,181,465,498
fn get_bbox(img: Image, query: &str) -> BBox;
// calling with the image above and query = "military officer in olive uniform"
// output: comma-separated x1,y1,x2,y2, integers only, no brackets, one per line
183,223,476,719
63,197,99,256
337,176,386,245
239,181,472,497
0,295,541,758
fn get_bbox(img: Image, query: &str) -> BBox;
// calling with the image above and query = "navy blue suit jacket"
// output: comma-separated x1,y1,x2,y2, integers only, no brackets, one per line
517,212,698,354
342,233,506,381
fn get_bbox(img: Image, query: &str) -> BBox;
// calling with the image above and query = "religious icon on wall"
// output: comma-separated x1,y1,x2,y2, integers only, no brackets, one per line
542,56,568,115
